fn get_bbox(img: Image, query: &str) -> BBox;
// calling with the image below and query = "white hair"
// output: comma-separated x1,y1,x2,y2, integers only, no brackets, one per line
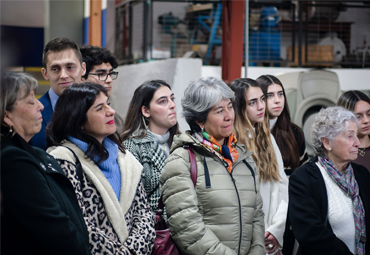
310,106,358,156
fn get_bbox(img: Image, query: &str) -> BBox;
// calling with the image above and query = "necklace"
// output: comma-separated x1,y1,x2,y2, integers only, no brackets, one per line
358,147,365,157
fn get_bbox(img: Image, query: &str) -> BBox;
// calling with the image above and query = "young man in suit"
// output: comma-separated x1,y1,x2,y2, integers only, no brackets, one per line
30,38,86,149
80,45,124,137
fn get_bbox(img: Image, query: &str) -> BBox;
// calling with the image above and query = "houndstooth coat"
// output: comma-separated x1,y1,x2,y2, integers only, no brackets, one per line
123,132,167,214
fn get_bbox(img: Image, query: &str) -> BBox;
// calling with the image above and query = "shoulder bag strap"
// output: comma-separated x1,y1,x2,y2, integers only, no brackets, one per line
243,159,257,193
62,146,84,190
156,145,198,216
186,146,197,186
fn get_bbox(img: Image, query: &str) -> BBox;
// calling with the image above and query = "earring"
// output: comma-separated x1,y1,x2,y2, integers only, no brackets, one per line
9,125,13,133
201,127,204,133
142,115,149,130
328,147,332,151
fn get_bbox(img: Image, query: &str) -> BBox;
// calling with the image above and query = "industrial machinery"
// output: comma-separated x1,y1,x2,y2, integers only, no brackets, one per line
158,12,187,57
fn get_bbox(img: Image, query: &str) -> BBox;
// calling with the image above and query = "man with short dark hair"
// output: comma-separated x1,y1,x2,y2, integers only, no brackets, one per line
30,37,86,149
80,45,125,137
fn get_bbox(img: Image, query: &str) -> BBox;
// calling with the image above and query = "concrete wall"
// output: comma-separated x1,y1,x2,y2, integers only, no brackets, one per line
110,58,203,132
47,0,84,45
106,0,116,52
1,0,84,46
0,0,45,27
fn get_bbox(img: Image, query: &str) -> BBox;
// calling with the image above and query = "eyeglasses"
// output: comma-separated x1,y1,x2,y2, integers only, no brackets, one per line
88,71,119,81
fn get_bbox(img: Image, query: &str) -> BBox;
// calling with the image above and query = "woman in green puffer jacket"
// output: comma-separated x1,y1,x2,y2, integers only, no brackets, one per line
160,77,266,255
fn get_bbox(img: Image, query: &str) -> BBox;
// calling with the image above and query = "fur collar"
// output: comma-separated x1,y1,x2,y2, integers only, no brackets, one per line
47,141,143,243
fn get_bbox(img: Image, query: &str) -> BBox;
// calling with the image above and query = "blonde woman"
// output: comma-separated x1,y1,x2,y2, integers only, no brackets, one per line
230,78,289,255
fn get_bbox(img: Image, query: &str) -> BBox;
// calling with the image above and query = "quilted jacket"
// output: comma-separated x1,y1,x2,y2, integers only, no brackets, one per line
160,132,266,255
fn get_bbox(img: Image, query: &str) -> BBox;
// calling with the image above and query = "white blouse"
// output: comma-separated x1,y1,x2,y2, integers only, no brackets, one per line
259,134,289,249
316,162,355,253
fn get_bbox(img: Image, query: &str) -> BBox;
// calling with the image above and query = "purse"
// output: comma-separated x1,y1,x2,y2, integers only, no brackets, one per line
151,145,197,255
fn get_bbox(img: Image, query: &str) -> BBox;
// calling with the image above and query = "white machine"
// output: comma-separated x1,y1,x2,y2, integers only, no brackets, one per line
276,69,341,156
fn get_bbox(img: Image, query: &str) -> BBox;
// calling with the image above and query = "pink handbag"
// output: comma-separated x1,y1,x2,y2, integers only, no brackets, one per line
152,146,196,255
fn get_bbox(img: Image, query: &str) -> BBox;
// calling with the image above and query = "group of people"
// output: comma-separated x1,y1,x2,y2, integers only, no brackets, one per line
1,37,370,255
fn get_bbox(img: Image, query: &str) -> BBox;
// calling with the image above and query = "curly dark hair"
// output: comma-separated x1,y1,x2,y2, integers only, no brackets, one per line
80,45,118,80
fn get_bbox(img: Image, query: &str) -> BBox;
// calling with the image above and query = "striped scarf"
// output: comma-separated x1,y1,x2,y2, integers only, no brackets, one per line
194,131,238,173
319,156,366,255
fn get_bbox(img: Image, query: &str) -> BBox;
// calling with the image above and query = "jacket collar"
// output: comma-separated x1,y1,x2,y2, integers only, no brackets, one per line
47,141,143,243
171,131,253,164
1,132,64,175
129,130,156,144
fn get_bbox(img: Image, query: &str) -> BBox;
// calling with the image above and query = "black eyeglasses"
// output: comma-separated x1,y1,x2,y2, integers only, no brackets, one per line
88,71,119,81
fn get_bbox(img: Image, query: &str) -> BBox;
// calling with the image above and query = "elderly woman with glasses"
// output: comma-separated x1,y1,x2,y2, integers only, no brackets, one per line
160,77,265,255
288,106,370,255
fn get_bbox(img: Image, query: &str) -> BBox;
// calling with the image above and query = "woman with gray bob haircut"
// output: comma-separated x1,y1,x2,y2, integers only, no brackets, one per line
181,76,235,132
160,77,265,255
288,106,370,255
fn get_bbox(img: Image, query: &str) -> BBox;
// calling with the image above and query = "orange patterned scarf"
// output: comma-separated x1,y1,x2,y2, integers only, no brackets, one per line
194,131,239,173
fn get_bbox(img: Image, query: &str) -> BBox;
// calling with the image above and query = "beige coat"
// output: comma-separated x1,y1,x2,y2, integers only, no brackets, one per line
160,132,265,255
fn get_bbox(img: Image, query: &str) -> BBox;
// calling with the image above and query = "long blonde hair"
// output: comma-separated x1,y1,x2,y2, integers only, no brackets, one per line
230,78,280,182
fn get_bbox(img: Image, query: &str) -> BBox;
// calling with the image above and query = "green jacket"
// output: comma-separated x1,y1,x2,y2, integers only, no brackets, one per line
160,132,265,255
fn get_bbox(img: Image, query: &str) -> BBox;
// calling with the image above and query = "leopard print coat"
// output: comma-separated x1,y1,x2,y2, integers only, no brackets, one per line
48,142,155,255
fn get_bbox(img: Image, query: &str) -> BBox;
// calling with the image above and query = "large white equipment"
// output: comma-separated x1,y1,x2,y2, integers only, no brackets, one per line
276,69,341,156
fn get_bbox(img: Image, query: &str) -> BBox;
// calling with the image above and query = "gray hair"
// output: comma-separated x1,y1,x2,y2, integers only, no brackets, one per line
181,77,235,132
311,106,358,156
1,72,38,128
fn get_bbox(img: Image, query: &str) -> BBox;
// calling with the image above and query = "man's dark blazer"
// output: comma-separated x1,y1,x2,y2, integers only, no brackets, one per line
30,91,53,150
288,156,370,255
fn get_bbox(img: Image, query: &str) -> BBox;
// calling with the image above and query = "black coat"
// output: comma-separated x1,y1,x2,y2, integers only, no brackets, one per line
1,132,91,255
288,156,370,255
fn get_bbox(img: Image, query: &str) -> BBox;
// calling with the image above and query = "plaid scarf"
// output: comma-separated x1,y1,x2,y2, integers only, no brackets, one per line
319,156,366,255
194,131,238,173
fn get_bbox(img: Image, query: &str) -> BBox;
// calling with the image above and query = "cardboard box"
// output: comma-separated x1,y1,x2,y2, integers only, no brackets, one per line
287,45,334,67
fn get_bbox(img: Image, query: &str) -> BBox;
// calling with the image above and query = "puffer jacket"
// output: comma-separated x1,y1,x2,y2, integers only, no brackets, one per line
160,132,265,255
